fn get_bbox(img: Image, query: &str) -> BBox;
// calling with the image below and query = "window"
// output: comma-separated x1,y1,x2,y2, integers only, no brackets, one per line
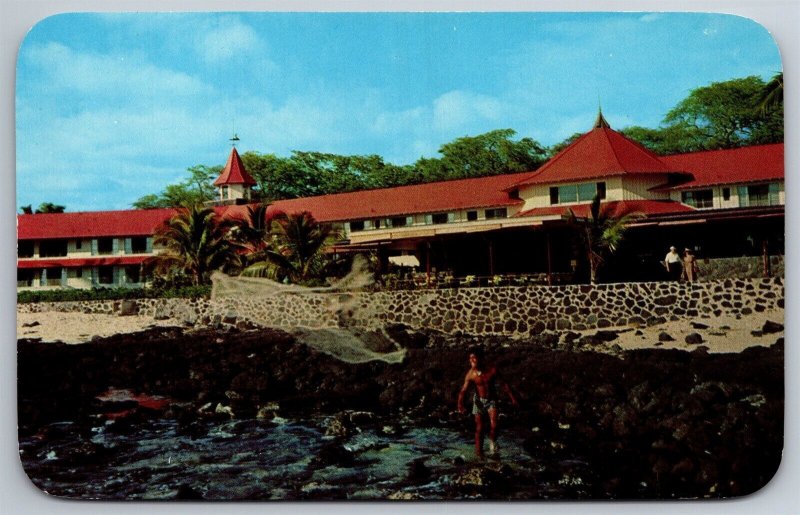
681,190,713,209
738,183,780,207
39,240,68,257
97,238,114,255
722,188,731,201
125,266,140,284
67,268,83,279
17,269,34,287
98,266,114,284
485,208,508,219
131,237,148,254
467,211,478,221
18,241,34,258
221,186,229,199
390,216,411,228
431,213,449,225
551,182,602,204
75,239,82,250
508,189,520,200
349,221,365,232
45,268,62,286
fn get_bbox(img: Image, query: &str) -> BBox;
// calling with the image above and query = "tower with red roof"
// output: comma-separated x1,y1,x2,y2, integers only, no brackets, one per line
212,136,257,204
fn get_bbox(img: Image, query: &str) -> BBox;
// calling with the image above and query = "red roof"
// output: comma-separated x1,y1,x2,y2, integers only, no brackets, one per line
17,208,178,241
222,173,526,223
659,144,784,190
17,256,149,269
516,200,695,219
509,126,689,189
213,147,257,187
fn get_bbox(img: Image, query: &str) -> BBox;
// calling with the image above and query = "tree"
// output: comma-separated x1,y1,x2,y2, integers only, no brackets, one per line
416,129,548,180
150,205,239,285
241,211,340,284
624,76,783,154
228,203,273,258
132,165,221,209
33,202,66,213
568,196,641,284
548,132,583,156
19,205,33,214
755,72,783,115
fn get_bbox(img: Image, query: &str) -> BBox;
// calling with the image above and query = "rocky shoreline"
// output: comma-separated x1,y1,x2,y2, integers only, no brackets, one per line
17,322,784,500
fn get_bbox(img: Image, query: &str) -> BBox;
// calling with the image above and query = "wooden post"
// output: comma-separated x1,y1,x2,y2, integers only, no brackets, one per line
426,242,431,288
546,232,553,286
488,240,495,277
762,239,771,278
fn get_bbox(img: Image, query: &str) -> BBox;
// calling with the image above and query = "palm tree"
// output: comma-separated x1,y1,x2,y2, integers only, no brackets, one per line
150,205,239,285
568,196,641,284
756,72,783,115
241,211,340,284
229,203,273,257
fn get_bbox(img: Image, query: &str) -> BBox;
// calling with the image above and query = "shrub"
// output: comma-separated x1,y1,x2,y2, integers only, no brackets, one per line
17,285,211,304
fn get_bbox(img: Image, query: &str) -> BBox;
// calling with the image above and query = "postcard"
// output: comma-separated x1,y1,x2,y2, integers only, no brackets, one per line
16,11,784,501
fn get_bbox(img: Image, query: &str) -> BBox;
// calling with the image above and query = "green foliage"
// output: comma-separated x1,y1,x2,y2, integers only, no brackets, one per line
132,165,221,208
242,151,417,200
23,202,66,214
17,284,211,304
568,196,642,284
548,132,584,156
755,72,783,116
241,211,341,284
150,205,240,285
622,76,783,154
419,129,548,180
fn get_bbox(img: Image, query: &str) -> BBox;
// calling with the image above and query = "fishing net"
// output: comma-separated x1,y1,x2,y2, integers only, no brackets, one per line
210,256,406,364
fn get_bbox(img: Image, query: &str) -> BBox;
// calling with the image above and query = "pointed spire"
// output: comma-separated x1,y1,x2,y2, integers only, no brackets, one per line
593,107,611,129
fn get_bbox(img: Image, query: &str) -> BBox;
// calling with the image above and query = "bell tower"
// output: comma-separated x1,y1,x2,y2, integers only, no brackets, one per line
212,134,257,205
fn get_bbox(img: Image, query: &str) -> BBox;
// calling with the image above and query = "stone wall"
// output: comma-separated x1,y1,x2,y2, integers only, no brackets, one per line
19,277,784,339
698,255,784,281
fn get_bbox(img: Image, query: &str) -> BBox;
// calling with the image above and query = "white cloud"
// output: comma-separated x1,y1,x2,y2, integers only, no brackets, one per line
25,42,212,98
432,90,505,132
200,17,262,63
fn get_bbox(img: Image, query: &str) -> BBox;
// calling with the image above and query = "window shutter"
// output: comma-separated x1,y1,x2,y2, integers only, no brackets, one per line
737,186,748,207
124,238,133,254
91,239,98,256
768,183,780,206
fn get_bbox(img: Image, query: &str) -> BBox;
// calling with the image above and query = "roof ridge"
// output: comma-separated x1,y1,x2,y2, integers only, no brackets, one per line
601,127,625,171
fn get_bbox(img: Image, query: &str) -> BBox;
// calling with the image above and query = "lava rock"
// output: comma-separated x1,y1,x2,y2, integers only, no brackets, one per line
762,320,783,334
685,333,704,345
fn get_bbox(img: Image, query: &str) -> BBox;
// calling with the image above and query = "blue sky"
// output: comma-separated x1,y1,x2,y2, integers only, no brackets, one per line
16,12,782,212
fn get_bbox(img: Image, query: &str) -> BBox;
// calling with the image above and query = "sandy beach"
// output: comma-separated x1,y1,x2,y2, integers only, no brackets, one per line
17,308,784,353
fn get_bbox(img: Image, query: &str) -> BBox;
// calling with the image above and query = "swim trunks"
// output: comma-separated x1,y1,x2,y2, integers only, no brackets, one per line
472,394,496,415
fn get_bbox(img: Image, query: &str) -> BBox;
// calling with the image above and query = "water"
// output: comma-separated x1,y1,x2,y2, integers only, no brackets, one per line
18,415,589,500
